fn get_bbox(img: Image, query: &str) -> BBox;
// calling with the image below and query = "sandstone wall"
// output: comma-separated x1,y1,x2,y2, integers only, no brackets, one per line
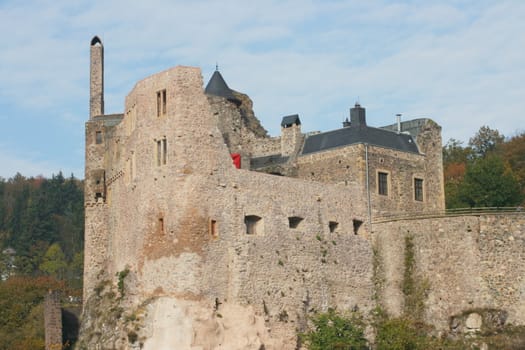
82,65,376,349
372,214,525,330
296,140,443,219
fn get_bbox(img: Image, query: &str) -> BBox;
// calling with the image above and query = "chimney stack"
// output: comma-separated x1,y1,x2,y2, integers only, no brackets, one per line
350,103,366,127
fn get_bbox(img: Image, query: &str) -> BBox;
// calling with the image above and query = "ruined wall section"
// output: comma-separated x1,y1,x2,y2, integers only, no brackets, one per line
44,290,62,350
84,114,122,301
207,93,280,160
204,169,374,344
414,119,445,211
372,214,525,331
84,65,375,349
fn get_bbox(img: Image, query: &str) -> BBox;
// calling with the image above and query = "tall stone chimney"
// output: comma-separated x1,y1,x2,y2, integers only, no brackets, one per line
280,114,303,156
90,36,104,118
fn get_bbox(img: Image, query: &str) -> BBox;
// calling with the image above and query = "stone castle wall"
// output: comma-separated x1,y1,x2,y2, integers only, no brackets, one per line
372,214,525,330
82,56,523,349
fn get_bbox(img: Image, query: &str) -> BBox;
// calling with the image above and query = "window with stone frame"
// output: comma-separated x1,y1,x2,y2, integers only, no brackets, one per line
378,172,388,196
155,138,167,166
95,130,103,144
156,89,167,117
414,178,424,201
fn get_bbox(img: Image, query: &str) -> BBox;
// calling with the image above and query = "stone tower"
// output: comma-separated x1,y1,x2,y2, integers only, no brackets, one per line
44,290,62,350
90,36,104,118
83,35,113,302
280,114,303,156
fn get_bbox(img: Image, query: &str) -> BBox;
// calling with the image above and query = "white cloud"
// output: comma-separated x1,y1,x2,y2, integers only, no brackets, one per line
0,0,524,176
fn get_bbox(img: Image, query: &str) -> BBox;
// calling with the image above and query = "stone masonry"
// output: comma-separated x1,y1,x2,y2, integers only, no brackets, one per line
44,290,62,350
80,36,525,349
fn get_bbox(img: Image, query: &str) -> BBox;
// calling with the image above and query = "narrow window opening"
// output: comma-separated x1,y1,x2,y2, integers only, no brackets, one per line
95,131,102,144
158,217,164,234
329,221,339,233
245,215,262,235
95,192,103,201
353,219,363,235
162,89,167,115
209,219,218,238
162,138,167,165
156,91,161,117
157,89,167,117
156,140,161,166
378,172,388,196
288,216,304,229
414,178,424,201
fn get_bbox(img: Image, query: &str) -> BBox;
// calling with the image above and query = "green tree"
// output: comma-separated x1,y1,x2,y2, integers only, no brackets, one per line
500,132,525,204
39,243,68,280
468,125,504,158
300,308,368,350
459,155,523,207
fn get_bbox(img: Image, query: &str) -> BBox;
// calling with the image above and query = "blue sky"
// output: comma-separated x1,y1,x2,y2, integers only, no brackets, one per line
0,0,524,178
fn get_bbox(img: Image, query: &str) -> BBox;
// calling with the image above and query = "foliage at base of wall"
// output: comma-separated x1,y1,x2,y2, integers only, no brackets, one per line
301,307,525,350
299,308,368,350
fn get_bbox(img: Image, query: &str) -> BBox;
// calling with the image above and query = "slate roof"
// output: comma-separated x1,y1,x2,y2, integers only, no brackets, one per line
302,125,419,155
250,154,289,169
281,114,301,127
204,70,238,101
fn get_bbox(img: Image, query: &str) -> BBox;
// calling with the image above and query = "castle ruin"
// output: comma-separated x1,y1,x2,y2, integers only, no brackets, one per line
80,36,525,349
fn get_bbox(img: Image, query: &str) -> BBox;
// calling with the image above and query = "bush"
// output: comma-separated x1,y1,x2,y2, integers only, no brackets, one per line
300,308,368,350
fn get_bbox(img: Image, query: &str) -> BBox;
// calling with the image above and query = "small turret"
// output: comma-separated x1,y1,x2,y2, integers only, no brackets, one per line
90,36,104,118
204,68,240,104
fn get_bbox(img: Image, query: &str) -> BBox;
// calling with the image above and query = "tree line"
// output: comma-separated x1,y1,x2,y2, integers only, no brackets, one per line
0,172,84,287
443,126,525,208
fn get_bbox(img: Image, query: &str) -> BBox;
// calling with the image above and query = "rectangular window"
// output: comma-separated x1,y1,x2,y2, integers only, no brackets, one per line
156,140,162,166
158,217,164,233
155,138,167,166
95,131,102,144
378,172,388,196
157,89,167,117
162,138,167,165
209,219,218,238
414,178,424,201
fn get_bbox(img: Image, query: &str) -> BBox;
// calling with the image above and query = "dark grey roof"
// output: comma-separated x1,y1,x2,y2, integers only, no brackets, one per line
302,125,419,155
204,70,238,101
250,154,289,169
281,114,301,127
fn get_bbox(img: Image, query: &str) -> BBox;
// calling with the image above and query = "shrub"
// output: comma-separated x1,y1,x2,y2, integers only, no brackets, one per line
300,308,368,350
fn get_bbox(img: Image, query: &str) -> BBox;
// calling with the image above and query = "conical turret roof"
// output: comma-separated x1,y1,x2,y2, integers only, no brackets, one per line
205,70,238,101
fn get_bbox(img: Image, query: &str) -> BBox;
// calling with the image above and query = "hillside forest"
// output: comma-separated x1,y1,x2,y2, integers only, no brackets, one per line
0,172,83,349
0,126,522,349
